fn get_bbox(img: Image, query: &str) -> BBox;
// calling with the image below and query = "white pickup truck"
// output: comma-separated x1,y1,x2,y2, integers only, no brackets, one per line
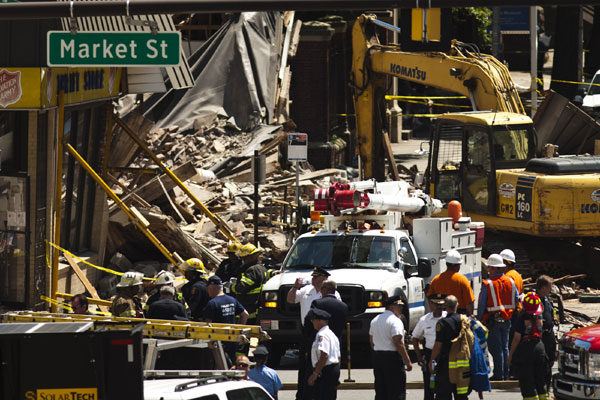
257,180,483,364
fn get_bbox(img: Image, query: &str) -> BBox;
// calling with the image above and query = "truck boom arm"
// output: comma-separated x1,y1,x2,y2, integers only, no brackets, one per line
351,14,525,179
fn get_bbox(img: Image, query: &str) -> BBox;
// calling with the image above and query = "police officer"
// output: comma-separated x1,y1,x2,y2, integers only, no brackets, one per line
111,271,144,318
308,308,341,400
143,270,188,316
304,280,348,341
215,241,243,283
369,295,412,400
428,295,465,400
427,249,475,315
412,293,447,400
146,285,189,321
477,253,519,381
288,267,340,400
180,258,210,321
230,243,269,324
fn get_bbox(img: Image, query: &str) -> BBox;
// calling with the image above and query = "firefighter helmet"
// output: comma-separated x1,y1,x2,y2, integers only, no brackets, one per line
226,241,242,254
237,243,261,258
523,292,543,315
117,271,144,287
180,258,206,274
155,270,175,286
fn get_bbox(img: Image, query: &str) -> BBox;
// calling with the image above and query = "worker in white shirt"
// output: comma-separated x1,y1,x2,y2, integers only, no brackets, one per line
412,293,448,400
369,295,413,400
287,266,340,400
308,308,341,400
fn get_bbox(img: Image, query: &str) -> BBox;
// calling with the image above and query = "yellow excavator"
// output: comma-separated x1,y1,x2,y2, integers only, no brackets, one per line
351,14,600,275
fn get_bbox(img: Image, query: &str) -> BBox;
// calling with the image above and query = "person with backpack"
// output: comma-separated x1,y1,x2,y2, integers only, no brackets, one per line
428,295,469,400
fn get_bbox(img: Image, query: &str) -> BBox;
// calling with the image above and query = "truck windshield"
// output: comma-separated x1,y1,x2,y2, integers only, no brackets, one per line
283,235,398,270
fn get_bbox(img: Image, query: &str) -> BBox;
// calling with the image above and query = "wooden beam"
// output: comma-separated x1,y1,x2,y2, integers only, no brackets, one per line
63,253,109,314
383,131,400,180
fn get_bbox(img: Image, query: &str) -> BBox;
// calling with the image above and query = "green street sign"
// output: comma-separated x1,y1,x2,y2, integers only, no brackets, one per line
47,31,181,67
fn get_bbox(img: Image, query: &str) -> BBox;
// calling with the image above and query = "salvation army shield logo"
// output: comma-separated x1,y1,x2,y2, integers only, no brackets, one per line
0,69,22,108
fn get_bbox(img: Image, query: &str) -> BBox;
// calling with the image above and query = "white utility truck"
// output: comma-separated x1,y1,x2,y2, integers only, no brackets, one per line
257,179,483,363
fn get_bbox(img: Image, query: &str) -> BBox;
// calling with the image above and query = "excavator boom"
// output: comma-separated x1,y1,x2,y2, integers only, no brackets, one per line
351,14,526,179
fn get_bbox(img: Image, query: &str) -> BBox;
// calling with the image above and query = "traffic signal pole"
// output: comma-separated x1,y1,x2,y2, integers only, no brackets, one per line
0,0,599,20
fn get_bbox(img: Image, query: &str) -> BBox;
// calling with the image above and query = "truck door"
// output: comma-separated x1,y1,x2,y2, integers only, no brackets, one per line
399,237,425,330
427,122,463,203
462,126,495,214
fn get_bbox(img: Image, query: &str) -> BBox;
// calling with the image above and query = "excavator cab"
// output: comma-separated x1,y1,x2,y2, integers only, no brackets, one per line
425,112,535,215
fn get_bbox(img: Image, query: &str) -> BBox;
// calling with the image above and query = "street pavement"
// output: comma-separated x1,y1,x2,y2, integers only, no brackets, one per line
276,367,527,400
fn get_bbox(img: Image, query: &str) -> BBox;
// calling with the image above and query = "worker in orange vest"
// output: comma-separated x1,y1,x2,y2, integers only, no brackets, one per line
476,254,519,381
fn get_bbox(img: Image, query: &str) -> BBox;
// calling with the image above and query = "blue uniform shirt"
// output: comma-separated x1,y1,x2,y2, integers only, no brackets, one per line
247,365,282,396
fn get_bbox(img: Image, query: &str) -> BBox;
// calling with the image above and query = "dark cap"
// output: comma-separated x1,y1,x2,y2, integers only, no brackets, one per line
310,308,331,320
311,266,331,277
383,295,404,307
253,345,269,358
207,275,222,285
428,293,447,305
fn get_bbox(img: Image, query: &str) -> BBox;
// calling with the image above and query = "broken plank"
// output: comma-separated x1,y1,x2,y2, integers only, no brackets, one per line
383,131,400,180
63,253,109,314
109,161,197,214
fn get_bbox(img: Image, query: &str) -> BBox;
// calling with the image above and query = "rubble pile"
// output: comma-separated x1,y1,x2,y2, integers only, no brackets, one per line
104,112,351,293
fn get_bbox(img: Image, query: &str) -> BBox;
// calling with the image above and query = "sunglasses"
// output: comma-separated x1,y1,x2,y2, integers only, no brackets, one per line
236,363,249,368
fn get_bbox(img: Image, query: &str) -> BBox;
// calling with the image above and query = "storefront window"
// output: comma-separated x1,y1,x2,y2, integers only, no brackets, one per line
0,112,27,172
0,174,28,303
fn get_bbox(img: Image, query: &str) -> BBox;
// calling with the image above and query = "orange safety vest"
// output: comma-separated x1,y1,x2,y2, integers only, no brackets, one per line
482,275,516,322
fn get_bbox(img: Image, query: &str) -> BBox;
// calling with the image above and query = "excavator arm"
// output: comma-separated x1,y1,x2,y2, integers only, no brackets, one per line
351,14,525,179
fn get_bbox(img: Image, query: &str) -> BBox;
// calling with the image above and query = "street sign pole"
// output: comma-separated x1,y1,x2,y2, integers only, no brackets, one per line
287,133,308,235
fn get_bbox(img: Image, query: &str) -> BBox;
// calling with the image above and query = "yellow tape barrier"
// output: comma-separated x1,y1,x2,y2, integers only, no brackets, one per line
45,240,185,282
385,95,467,100
40,295,111,316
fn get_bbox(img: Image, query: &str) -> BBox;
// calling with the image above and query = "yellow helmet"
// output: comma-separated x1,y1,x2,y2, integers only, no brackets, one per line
227,241,242,254
237,243,261,258
180,258,206,273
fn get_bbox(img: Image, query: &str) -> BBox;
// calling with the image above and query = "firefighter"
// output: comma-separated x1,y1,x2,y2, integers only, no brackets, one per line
180,258,210,321
428,295,466,400
507,292,549,400
427,249,475,315
477,253,519,381
215,241,243,283
143,270,189,317
111,271,144,318
230,243,269,323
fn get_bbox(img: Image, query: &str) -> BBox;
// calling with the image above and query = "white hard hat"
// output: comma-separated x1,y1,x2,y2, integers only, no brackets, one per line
155,270,175,286
117,271,144,287
445,249,463,265
500,249,516,264
485,254,506,268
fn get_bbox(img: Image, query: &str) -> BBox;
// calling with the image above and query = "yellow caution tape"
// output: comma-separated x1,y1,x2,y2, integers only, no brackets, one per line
385,95,467,100
40,295,111,316
45,240,185,282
